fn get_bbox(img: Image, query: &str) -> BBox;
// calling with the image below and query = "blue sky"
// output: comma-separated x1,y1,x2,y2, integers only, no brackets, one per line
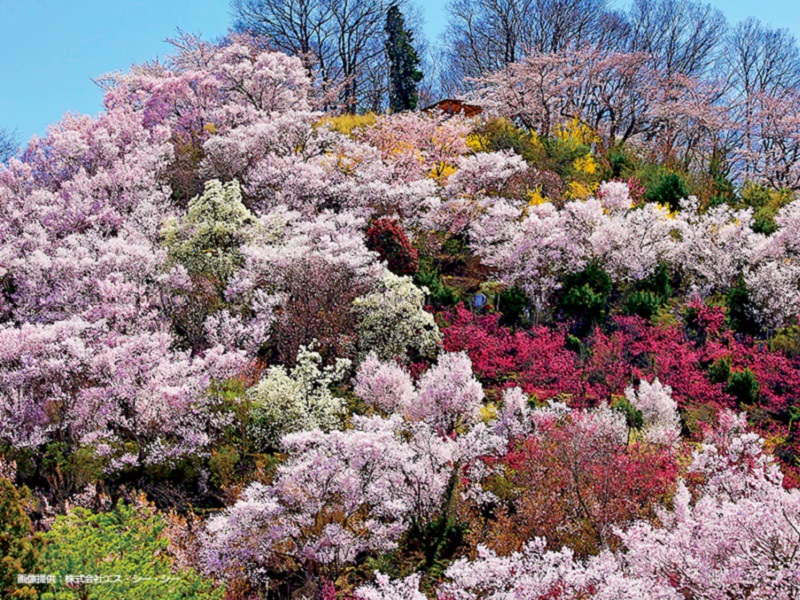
1,0,798,144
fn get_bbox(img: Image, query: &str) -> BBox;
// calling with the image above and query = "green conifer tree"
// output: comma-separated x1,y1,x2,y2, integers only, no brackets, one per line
385,5,424,112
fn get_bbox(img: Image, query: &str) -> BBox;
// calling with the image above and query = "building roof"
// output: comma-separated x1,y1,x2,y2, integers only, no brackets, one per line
422,98,483,117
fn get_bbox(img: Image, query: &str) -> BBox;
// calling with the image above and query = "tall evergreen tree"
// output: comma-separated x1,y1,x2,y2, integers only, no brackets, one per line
385,5,424,112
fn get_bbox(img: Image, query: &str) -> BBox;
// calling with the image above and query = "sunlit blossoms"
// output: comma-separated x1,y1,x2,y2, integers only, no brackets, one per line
3,12,800,600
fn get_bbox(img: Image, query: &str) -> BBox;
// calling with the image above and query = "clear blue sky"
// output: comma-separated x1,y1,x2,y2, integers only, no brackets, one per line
1,0,798,144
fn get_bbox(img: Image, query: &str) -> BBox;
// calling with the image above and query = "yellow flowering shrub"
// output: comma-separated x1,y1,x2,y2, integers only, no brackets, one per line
317,113,377,136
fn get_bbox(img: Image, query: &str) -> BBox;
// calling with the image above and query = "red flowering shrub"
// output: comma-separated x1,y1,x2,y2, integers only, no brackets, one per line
440,306,585,401
366,218,419,275
585,317,729,409
465,411,681,557
441,306,800,484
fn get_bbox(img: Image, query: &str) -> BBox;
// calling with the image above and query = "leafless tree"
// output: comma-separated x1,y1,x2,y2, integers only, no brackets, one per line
0,128,17,163
440,0,612,93
722,18,800,182
232,0,424,112
624,0,728,78
723,17,800,99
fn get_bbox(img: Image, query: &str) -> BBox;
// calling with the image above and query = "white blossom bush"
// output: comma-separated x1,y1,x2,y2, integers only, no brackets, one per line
744,260,800,331
355,572,427,600
247,345,350,450
202,414,504,585
625,378,682,445
493,387,532,440
161,179,259,285
353,352,416,414
353,272,442,361
596,180,634,212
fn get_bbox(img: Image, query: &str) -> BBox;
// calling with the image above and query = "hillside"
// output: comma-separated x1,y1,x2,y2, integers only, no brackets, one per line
1,9,800,600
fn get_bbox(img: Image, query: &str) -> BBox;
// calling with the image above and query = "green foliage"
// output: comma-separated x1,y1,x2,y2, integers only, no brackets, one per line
415,513,465,578
625,290,664,320
704,151,736,209
39,499,222,600
498,287,528,326
565,334,583,355
708,356,732,384
640,262,672,299
1,477,42,599
560,263,612,329
645,172,690,212
788,404,800,435
161,179,258,287
605,145,637,179
385,6,423,112
39,443,106,499
471,119,542,163
625,264,672,320
725,277,759,336
611,396,644,431
415,262,460,308
770,322,800,358
208,446,241,490
442,237,465,256
739,182,795,235
726,369,760,407
540,136,592,180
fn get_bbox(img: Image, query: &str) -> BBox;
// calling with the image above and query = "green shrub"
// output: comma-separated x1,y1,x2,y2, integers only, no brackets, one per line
640,263,672,299
565,334,583,354
625,290,664,320
498,287,528,326
770,322,800,358
725,277,759,336
1,477,42,599
560,263,612,328
415,264,460,307
726,369,760,406
740,183,795,235
606,145,637,179
611,395,644,431
645,172,690,212
708,356,732,384
472,118,542,164
208,446,241,490
40,499,223,599
626,264,673,320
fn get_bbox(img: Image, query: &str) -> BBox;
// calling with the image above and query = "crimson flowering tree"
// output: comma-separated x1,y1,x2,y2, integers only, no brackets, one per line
441,305,800,482
466,404,680,558
365,218,419,275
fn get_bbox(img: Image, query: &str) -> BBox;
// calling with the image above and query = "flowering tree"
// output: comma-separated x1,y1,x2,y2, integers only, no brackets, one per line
353,273,441,362
364,411,800,599
202,414,503,587
625,378,682,445
161,179,259,287
465,401,679,557
365,217,419,276
247,345,350,450
354,350,484,433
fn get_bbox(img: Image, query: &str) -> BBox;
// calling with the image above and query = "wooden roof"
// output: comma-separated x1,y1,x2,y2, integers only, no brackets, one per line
422,98,483,117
